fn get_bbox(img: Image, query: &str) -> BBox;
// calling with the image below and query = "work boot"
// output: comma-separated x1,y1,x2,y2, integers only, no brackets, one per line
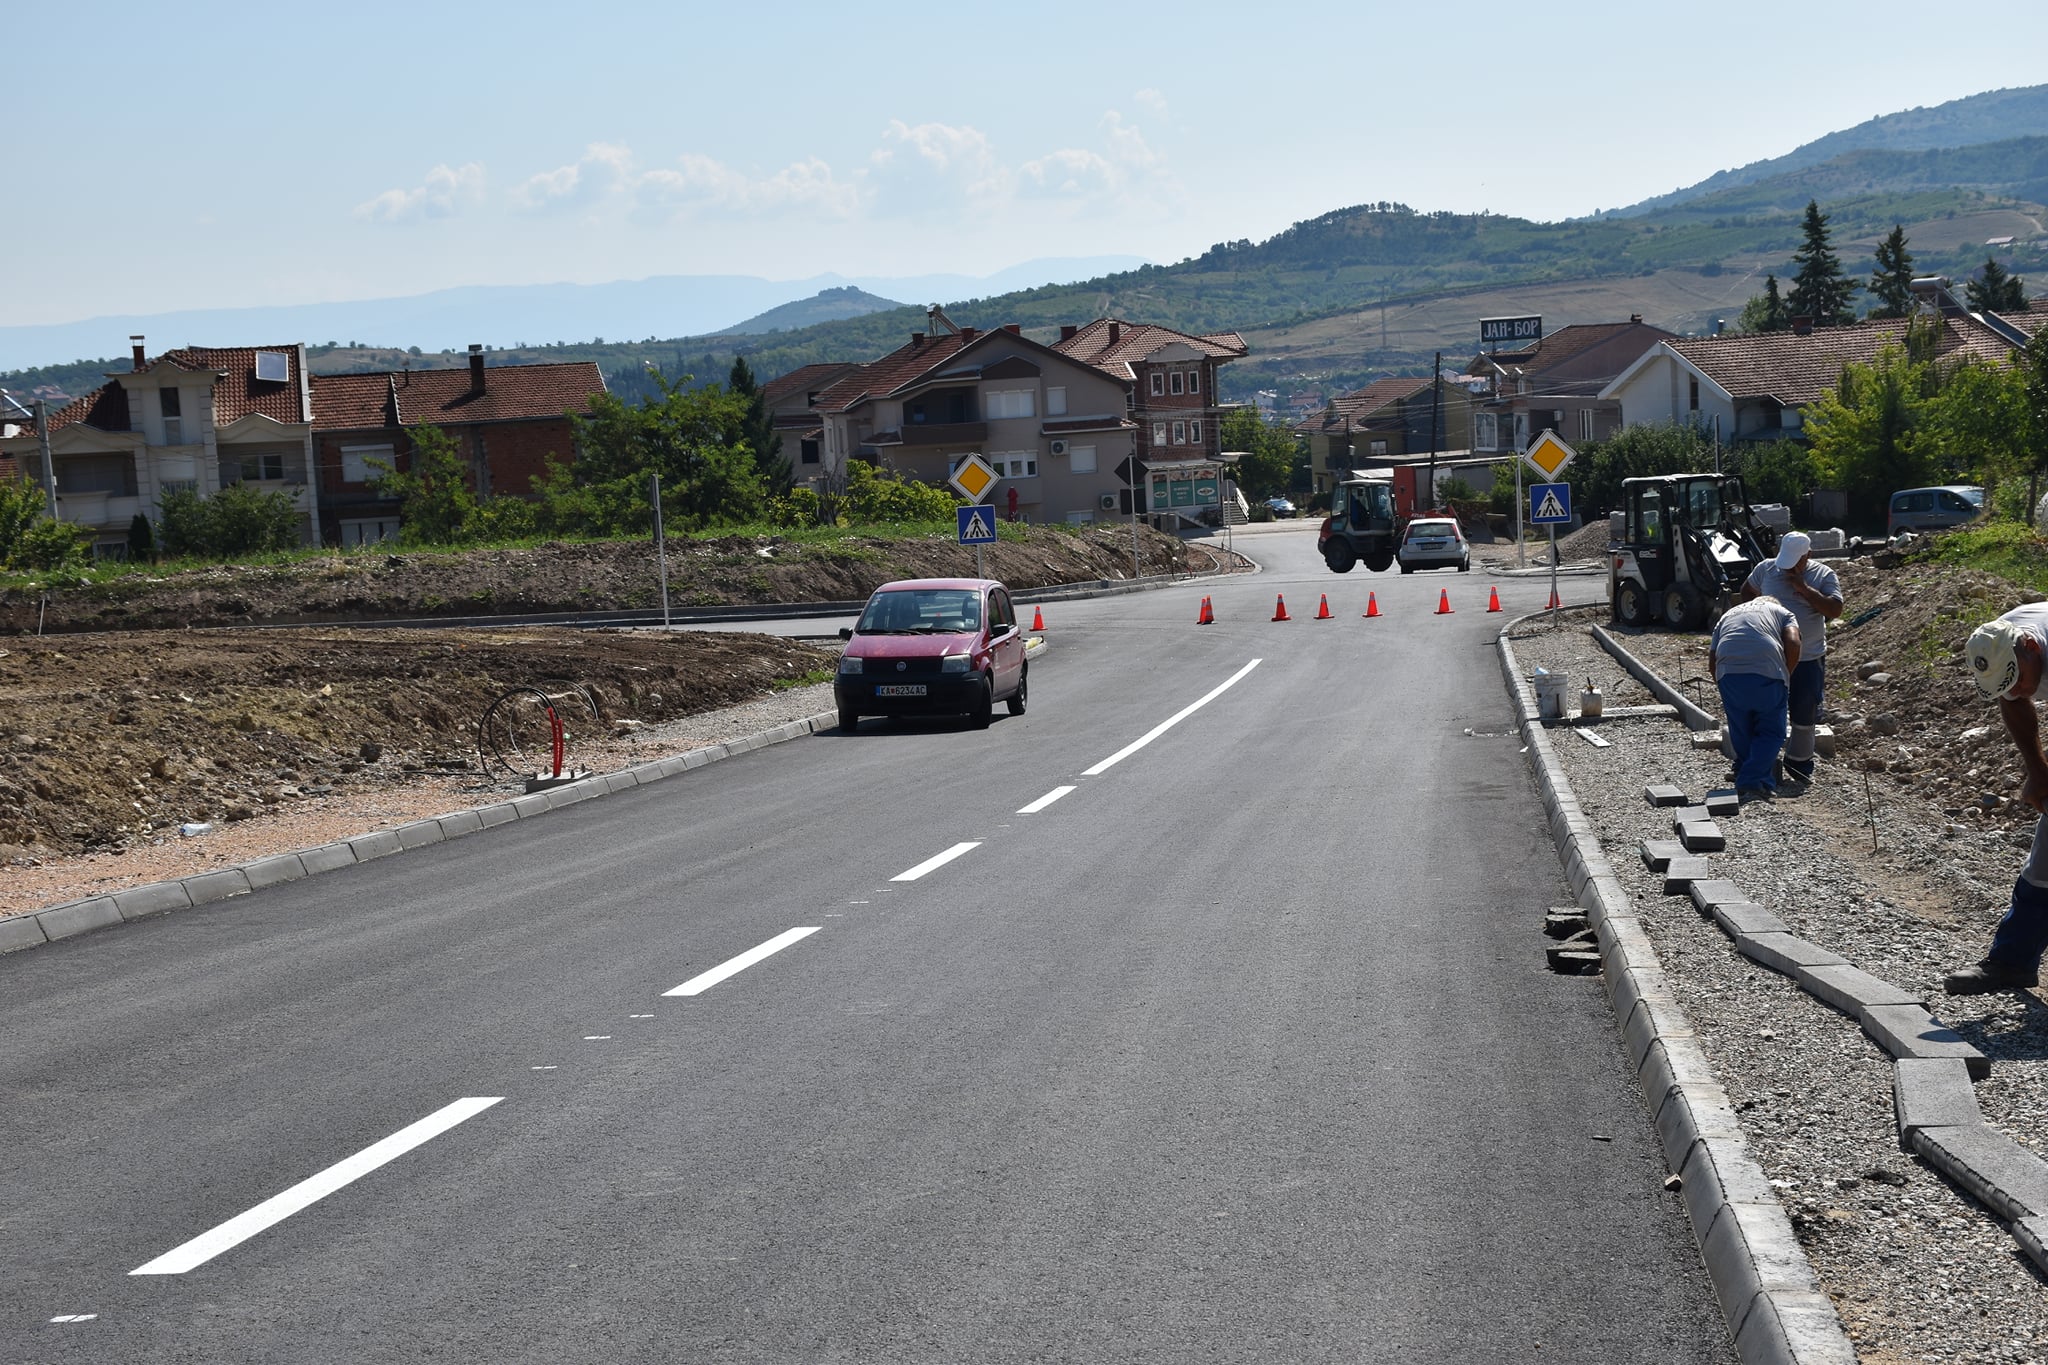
1736,785,1773,803
1942,959,2040,995
1784,758,1815,782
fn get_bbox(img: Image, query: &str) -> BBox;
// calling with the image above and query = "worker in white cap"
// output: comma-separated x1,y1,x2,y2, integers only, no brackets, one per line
1949,606,2048,993
1739,530,1842,788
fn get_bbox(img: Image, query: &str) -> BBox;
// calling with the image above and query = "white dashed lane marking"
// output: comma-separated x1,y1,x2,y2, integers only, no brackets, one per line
663,927,820,997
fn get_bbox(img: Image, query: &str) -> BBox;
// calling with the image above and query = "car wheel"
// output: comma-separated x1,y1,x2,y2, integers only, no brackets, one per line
1458,557,1470,572
1005,666,1028,716
837,707,860,732
1324,543,1357,573
1615,579,1650,627
969,676,994,729
1399,562,1413,574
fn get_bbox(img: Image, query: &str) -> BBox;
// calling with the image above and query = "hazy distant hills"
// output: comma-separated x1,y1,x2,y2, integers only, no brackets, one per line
1610,83,2048,216
724,286,905,334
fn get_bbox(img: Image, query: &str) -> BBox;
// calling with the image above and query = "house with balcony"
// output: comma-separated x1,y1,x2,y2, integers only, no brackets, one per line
0,338,320,554
1292,375,1480,496
1465,316,1676,458
762,362,860,487
309,347,605,547
809,312,1138,525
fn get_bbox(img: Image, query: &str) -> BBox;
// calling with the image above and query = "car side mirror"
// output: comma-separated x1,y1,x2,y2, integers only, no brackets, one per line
839,627,853,641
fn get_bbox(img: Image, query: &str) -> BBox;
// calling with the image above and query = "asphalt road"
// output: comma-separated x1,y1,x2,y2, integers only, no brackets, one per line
1,522,1734,1364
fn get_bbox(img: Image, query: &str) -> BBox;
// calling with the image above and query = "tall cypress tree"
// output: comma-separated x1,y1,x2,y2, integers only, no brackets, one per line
1967,257,2028,314
1867,224,1916,319
1739,273,1790,333
728,356,792,494
1788,200,1858,327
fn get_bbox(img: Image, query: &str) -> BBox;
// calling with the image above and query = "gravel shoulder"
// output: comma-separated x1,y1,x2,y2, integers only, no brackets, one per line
1510,604,2048,1365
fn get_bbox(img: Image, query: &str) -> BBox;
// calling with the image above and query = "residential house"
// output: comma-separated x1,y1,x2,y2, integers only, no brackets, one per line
1292,375,1479,496
809,313,1140,525
1467,316,1677,457
310,346,604,546
0,338,319,555
1600,294,2040,445
762,362,859,487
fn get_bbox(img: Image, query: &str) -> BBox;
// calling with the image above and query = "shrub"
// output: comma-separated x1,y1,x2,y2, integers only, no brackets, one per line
0,477,93,570
157,482,301,558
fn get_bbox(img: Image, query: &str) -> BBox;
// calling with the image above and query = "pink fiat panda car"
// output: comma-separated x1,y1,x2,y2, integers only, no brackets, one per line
835,578,1028,731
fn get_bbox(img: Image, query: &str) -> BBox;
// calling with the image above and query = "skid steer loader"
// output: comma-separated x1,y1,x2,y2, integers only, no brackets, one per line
1609,473,1778,629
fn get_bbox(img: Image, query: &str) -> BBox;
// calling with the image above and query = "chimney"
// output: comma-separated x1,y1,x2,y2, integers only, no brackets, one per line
959,326,978,341
1059,324,1077,342
131,335,146,371
1629,313,1642,324
910,331,926,347
1790,316,1814,337
1004,323,1021,335
468,343,486,395
1108,322,1121,346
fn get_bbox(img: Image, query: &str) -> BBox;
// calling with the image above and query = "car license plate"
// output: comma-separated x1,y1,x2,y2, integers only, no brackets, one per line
876,684,926,697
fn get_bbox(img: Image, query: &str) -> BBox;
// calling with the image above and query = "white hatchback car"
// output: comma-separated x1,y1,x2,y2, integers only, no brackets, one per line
1397,517,1470,573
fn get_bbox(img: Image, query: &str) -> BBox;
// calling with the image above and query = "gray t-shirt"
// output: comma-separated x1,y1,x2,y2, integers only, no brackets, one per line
1996,601,2048,700
1712,597,1797,684
1744,558,1842,659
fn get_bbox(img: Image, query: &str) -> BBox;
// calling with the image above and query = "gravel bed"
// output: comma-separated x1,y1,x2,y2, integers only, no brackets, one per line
1510,609,2048,1364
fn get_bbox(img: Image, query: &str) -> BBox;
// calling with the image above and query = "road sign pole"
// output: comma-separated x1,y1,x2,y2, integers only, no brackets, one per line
1548,525,1558,611
1515,459,1525,569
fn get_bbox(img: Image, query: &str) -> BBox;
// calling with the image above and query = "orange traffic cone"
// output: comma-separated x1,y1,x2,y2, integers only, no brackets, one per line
1198,596,1214,625
1547,587,1562,610
1487,586,1501,613
1364,593,1380,619
1031,606,1045,631
1272,594,1291,622
1436,589,1453,615
1315,594,1332,620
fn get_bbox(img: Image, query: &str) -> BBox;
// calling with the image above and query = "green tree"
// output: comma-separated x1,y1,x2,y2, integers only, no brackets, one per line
1921,357,2024,494
1866,224,1916,319
1219,407,1300,499
1738,274,1790,333
370,423,481,546
1787,200,1857,327
1966,257,2027,313
2018,327,2048,517
157,482,302,558
728,356,792,494
570,368,767,532
126,511,155,562
0,476,91,571
1575,422,1719,516
1806,343,1939,524
842,461,958,522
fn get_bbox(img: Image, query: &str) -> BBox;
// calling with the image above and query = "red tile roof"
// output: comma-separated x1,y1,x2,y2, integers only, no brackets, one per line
38,382,132,435
812,333,975,413
1669,316,2017,405
1475,321,1671,375
140,345,309,424
309,373,398,430
763,362,859,407
389,361,606,425
1053,318,1248,379
1291,376,1431,434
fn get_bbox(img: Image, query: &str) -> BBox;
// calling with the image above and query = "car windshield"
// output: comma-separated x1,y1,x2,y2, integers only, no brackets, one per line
1407,522,1455,540
856,589,982,634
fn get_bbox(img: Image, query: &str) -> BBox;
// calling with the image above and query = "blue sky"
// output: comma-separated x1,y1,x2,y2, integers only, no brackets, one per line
13,0,2048,327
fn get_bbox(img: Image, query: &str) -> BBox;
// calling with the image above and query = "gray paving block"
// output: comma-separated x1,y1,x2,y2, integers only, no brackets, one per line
437,809,484,838
1661,857,1715,894
1678,820,1725,853
1674,805,1710,827
393,819,446,849
1700,1199,1820,1342
510,793,552,818
1646,783,1688,807
1681,1136,1777,1240
0,914,50,954
1893,1057,1982,1139
1703,791,1740,819
300,842,358,874
113,881,194,920
348,830,403,862
1740,932,1851,978
1797,962,1920,1018
1708,900,1785,940
1862,1005,1990,1080
38,897,122,941
1909,1123,2048,1222
1640,839,1684,872
2016,1216,2048,1276
1655,1079,1744,1173
1688,879,1748,914
1734,1289,1859,1365
242,853,307,888
180,869,252,906
474,803,518,829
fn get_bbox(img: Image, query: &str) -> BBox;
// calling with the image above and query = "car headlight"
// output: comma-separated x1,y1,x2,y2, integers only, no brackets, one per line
839,655,863,674
940,653,972,674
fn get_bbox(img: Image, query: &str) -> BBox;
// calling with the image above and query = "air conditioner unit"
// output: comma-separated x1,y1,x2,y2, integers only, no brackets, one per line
1050,439,1069,456
1099,492,1118,511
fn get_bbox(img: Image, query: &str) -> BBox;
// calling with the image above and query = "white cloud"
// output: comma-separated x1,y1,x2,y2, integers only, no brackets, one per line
353,162,486,223
515,142,635,211
1134,88,1169,120
638,153,860,218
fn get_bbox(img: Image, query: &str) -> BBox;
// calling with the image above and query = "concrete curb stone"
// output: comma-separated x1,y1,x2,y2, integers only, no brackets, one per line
1907,1124,2048,1222
300,842,358,875
1892,1057,1982,1139
1738,932,1850,977
2015,1217,2048,1275
179,869,252,907
114,881,194,919
437,810,485,839
1861,1005,1990,1080
1795,963,1920,1018
392,820,446,850
0,913,50,953
38,897,123,940
1708,902,1786,939
242,853,309,888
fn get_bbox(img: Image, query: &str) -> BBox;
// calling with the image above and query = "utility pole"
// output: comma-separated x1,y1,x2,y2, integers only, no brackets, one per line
34,400,57,519
1426,352,1442,513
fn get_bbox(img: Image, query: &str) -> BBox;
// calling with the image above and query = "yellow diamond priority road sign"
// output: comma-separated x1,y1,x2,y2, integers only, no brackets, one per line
949,453,999,503
1524,430,1576,480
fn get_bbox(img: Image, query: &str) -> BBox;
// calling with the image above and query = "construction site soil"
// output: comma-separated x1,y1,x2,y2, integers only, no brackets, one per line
0,524,1210,906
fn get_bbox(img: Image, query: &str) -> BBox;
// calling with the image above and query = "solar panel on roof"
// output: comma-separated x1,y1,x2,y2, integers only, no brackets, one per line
254,351,289,383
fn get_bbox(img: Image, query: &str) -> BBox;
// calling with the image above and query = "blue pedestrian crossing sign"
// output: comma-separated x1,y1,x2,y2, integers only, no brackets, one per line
957,504,999,545
1530,482,1572,525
